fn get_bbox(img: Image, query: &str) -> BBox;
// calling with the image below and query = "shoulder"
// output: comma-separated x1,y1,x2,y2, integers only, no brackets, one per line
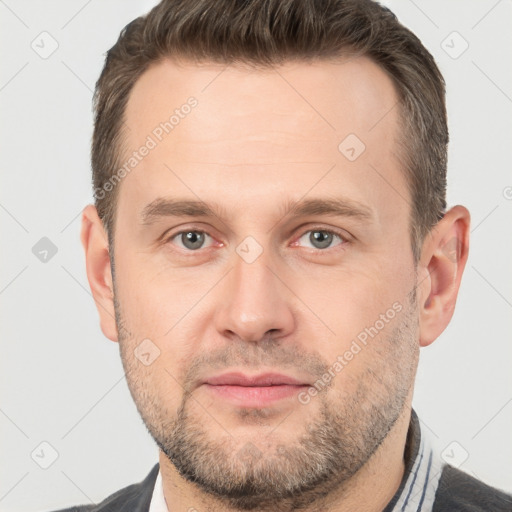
46,463,160,512
433,464,512,512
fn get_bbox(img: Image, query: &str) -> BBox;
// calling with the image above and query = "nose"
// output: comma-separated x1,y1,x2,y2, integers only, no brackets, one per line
214,244,296,344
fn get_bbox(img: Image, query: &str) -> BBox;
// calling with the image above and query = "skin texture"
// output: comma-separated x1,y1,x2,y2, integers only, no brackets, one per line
81,56,470,511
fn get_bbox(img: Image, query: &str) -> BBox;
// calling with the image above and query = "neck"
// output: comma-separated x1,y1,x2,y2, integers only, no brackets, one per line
159,405,412,512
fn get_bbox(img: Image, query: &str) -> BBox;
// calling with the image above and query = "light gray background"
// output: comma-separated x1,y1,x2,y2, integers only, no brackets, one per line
1,1,511,510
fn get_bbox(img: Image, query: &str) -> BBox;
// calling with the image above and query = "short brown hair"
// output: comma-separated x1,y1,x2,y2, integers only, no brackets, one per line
92,0,448,263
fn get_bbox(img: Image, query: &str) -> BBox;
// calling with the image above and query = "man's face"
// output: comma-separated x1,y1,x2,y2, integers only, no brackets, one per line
112,57,420,508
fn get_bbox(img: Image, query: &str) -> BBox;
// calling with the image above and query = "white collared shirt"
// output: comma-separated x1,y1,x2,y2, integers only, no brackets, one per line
149,469,168,512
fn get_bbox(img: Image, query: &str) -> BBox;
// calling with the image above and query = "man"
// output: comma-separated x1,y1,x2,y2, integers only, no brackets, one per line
52,0,511,511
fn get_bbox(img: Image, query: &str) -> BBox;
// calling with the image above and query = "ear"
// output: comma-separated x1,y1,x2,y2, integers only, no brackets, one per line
80,204,118,342
416,205,470,347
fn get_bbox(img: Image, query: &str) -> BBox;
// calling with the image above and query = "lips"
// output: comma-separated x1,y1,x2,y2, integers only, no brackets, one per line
202,372,310,407
204,372,306,387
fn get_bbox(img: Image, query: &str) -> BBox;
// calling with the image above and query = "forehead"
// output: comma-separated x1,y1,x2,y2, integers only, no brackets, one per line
125,55,400,153
119,56,407,231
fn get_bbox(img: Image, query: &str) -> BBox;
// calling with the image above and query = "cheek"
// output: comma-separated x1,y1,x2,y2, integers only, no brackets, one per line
322,305,417,406
117,302,190,414
114,255,208,383
291,263,413,383
294,265,405,339
113,251,195,338
121,349,185,424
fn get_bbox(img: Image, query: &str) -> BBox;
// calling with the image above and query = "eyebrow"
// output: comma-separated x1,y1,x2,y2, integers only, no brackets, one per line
283,197,373,222
140,196,373,225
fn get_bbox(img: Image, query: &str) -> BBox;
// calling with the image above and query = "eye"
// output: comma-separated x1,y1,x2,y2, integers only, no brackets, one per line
165,227,347,254
294,228,346,251
169,230,215,251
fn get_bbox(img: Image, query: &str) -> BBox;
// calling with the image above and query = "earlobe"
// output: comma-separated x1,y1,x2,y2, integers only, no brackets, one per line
417,205,470,347
80,204,119,342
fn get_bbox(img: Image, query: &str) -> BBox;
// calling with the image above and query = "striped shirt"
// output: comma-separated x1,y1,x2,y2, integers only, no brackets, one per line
385,410,445,512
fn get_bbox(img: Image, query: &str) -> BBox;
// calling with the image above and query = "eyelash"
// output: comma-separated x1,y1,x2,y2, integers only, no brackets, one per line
164,226,349,254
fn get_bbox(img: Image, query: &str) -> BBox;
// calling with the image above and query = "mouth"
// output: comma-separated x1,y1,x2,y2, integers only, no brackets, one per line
202,372,310,407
